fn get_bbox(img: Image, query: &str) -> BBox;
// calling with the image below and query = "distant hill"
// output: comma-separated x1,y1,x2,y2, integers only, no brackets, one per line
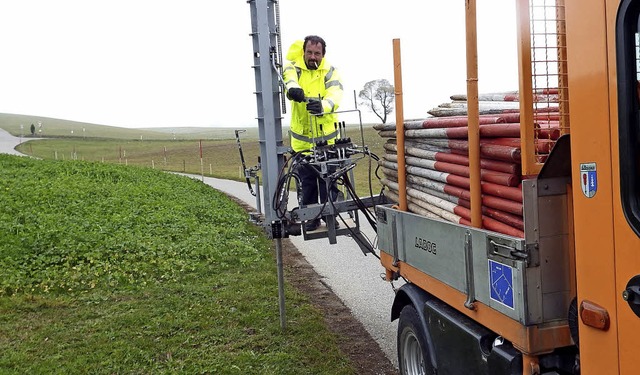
0,113,265,140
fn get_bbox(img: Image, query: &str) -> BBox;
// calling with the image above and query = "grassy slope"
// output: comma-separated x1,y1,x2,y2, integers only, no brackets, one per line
0,155,355,374
0,113,262,140
6,114,386,196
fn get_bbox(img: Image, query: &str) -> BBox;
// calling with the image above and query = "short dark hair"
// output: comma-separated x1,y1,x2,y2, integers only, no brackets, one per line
303,35,326,55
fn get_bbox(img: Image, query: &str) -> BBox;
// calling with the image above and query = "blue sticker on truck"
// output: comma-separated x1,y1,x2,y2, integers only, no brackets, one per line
489,259,514,309
580,162,597,198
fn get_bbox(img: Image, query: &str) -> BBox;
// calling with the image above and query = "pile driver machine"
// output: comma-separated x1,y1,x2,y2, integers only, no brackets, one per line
245,0,387,331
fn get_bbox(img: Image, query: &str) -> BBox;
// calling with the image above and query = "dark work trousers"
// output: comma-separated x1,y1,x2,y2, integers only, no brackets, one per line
297,163,340,207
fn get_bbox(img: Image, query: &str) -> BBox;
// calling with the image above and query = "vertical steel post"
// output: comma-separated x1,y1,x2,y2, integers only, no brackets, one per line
274,238,286,329
248,0,287,330
249,0,285,222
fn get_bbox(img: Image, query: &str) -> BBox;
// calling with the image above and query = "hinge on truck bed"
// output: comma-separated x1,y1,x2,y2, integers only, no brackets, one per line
487,237,537,267
525,242,540,267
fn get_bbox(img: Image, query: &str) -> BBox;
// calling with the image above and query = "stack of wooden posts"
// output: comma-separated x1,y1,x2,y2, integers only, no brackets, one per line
375,91,561,238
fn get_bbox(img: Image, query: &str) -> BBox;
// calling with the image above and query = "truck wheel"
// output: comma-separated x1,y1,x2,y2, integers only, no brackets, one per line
398,304,429,375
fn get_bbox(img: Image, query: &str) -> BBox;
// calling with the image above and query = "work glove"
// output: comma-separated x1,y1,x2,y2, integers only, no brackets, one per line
306,99,323,115
287,87,305,103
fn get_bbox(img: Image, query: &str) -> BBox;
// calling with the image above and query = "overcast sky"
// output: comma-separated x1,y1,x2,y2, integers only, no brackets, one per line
0,1,518,128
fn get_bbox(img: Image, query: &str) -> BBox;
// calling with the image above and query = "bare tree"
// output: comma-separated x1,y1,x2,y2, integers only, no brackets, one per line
358,79,395,124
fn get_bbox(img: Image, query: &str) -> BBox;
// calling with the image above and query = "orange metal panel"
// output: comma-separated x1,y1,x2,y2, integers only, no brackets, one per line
614,227,640,374
605,0,640,372
565,0,619,374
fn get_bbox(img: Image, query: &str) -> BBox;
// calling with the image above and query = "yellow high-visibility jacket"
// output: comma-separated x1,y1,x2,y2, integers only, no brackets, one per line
283,40,344,152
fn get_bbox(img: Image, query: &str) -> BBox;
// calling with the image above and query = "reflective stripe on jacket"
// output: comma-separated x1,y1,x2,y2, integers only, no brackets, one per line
283,40,344,152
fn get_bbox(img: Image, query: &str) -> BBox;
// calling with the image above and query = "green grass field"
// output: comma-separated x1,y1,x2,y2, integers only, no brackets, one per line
0,113,396,373
0,154,357,374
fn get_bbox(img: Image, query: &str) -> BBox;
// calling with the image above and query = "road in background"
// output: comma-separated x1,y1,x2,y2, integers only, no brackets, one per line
0,128,32,156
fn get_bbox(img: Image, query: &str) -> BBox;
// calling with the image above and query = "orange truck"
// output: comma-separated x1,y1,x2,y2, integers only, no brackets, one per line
377,0,640,374
247,0,640,373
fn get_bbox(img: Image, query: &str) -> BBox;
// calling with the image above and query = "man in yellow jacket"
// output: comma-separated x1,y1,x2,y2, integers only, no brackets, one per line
283,35,343,231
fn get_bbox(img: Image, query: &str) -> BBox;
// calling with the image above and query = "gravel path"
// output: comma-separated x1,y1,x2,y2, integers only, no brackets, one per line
0,128,32,156
0,130,400,367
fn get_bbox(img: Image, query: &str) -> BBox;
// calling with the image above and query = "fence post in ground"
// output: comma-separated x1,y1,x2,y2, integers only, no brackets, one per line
199,140,204,181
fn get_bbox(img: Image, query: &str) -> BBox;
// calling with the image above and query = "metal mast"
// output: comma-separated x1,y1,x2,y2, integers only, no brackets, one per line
248,0,285,225
248,0,287,329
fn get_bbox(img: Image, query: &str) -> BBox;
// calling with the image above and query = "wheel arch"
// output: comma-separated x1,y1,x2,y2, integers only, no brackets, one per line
391,283,438,371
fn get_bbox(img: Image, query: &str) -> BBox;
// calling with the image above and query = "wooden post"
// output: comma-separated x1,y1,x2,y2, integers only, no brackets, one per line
393,38,407,212
465,0,482,228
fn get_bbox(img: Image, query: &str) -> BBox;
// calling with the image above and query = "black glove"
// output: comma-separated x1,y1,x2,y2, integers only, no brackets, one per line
287,87,305,103
306,99,323,114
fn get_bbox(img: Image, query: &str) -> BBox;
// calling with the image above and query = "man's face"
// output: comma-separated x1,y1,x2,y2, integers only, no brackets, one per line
304,42,324,70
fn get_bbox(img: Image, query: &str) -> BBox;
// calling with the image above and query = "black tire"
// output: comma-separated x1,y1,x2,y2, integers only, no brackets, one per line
397,304,431,375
